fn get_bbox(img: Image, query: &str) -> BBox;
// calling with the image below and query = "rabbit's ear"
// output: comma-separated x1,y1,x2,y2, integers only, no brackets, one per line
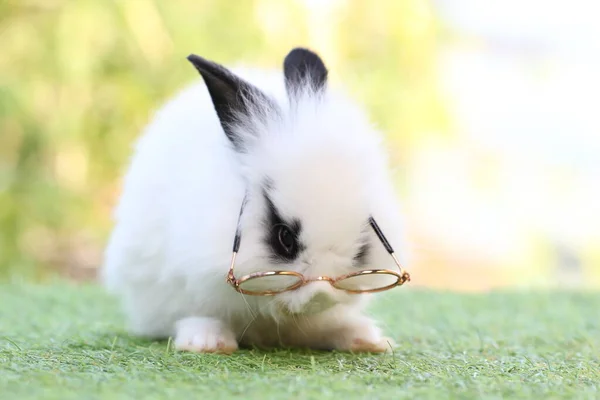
283,48,328,99
187,54,276,151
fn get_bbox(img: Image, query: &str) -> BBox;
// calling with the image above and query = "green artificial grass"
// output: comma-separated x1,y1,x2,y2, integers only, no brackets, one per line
0,280,599,399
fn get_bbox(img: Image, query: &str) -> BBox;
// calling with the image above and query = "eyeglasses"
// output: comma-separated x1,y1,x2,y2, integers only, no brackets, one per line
226,196,411,296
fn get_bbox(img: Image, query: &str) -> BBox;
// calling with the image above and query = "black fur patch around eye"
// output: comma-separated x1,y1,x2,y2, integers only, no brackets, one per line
262,188,304,263
354,242,370,266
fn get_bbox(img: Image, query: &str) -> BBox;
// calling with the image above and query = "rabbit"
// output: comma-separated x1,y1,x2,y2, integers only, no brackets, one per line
101,47,408,354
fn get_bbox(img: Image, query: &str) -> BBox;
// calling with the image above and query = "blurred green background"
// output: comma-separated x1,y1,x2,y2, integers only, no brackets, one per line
2,0,599,289
0,0,445,280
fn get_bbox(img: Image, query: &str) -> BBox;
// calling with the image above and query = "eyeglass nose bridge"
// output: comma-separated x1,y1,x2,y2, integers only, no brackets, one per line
302,276,336,286
304,275,335,284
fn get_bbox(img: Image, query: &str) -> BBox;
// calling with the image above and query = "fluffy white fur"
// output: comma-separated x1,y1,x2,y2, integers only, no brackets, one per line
102,52,405,354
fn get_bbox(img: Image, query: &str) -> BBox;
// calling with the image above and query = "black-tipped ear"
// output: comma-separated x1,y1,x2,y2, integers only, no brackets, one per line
283,48,328,98
187,54,274,151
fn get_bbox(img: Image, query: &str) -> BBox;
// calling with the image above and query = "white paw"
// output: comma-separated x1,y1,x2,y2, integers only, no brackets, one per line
348,336,396,353
331,316,396,353
174,317,238,354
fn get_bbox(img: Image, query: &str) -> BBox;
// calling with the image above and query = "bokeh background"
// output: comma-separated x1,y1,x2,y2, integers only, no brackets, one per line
1,0,599,290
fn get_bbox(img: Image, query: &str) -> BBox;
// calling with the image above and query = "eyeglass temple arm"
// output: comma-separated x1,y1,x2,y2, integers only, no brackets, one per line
369,216,410,282
232,232,241,253
368,216,394,254
227,194,248,285
232,193,249,253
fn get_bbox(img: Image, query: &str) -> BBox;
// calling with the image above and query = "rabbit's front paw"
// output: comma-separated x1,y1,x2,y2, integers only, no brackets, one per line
331,315,396,354
348,336,396,353
174,317,238,354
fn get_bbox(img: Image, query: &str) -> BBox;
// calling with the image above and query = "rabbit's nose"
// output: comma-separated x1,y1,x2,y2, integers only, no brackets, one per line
301,292,337,314
280,290,337,316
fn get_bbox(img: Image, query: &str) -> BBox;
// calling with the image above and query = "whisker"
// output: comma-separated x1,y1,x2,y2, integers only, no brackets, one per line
301,314,311,329
276,318,283,347
238,315,258,343
291,312,308,338
238,292,257,320
239,297,278,343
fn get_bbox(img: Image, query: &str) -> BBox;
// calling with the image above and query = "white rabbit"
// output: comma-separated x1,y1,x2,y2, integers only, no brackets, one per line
102,47,409,354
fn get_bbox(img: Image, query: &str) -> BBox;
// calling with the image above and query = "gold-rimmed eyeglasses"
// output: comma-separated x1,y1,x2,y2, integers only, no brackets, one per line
226,197,410,296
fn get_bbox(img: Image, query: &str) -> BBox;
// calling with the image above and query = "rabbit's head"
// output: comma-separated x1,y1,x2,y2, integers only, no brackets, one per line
188,48,405,318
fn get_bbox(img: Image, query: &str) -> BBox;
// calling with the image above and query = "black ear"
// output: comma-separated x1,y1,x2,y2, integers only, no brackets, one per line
283,47,328,98
187,54,275,151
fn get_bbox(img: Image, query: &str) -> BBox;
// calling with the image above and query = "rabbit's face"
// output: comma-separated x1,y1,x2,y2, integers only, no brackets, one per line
242,130,392,317
244,176,374,317
188,48,403,317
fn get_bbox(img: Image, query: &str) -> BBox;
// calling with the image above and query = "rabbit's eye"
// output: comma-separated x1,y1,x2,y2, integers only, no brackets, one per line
262,187,303,262
277,225,296,253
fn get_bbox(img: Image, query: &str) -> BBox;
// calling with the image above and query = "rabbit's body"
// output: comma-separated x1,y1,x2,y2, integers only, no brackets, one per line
102,49,406,353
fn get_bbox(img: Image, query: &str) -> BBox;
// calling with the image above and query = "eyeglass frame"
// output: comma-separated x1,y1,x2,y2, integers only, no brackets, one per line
226,195,411,296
